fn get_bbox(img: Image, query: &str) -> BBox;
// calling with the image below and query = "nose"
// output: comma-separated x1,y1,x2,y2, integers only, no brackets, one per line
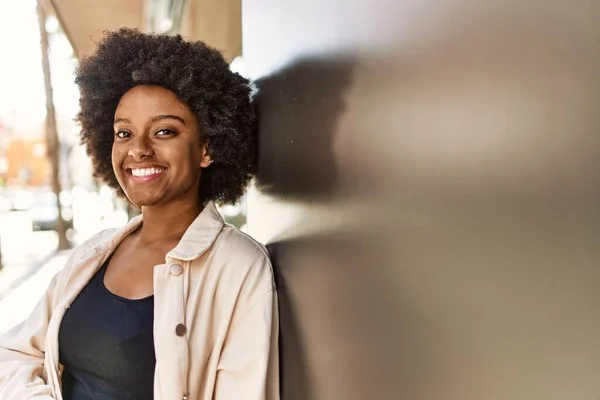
127,135,154,160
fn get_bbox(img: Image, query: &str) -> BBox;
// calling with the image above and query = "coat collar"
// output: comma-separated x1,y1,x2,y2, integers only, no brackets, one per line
95,201,225,262
166,201,225,261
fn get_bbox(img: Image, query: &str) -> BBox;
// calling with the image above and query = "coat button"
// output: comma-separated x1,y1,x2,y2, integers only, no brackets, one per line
175,323,187,337
170,263,183,276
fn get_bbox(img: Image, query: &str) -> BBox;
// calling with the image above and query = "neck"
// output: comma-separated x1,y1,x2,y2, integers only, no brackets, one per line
137,198,204,245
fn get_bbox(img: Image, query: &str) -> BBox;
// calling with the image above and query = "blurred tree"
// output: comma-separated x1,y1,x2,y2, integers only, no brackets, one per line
37,1,69,250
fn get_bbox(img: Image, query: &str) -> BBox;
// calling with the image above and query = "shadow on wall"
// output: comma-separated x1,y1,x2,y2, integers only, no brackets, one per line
254,57,355,400
266,230,442,400
253,57,355,201
255,57,440,399
266,242,313,400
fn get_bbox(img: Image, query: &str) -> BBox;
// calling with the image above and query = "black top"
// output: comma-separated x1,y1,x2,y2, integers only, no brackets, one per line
58,256,155,400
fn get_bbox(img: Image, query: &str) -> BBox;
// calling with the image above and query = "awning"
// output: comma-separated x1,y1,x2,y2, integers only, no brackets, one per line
45,0,145,58
44,0,240,61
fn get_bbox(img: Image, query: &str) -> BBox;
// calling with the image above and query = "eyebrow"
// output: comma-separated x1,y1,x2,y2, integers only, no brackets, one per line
113,114,186,126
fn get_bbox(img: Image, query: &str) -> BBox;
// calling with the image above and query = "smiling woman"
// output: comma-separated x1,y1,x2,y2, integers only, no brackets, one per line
0,29,279,400
111,85,210,208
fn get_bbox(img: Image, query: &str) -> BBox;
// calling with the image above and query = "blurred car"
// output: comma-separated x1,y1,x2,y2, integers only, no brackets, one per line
31,191,74,231
4,189,35,211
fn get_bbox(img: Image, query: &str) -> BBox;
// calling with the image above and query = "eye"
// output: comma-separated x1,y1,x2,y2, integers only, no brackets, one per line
115,130,131,139
155,129,176,137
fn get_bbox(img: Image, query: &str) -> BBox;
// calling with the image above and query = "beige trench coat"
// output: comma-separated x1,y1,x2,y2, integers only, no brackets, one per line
0,201,279,399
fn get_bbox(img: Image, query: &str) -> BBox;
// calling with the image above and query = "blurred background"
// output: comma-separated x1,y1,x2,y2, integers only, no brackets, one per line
0,0,247,333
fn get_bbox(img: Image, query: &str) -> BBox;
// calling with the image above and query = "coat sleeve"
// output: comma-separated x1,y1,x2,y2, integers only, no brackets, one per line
214,288,280,400
0,269,62,400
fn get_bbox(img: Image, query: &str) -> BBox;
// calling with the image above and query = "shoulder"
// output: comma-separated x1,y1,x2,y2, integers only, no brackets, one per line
67,227,120,263
77,227,121,252
209,224,275,291
57,227,121,280
43,227,120,305
217,224,271,260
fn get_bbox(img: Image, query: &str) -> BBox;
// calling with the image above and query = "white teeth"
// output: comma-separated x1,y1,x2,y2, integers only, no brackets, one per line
130,167,165,177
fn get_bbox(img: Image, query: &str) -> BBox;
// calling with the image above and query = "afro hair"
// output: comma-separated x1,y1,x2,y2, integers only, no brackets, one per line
75,28,257,205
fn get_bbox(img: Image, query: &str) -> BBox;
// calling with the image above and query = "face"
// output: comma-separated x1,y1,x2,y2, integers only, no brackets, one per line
112,85,212,208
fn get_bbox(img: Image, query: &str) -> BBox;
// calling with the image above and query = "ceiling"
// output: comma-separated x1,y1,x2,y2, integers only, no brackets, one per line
44,0,241,62
45,0,145,58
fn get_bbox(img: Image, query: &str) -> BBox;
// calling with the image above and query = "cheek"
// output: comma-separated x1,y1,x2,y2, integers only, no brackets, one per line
111,146,125,181
169,141,203,175
187,147,204,175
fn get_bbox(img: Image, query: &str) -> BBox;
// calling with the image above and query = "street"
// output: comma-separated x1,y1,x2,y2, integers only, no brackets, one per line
0,212,61,300
0,211,68,334
0,251,69,335
0,205,130,334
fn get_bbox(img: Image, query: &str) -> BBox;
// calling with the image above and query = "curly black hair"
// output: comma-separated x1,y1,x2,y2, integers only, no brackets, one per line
75,28,257,205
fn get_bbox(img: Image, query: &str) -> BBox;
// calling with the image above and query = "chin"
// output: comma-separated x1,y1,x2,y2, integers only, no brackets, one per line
126,192,163,208
133,200,156,208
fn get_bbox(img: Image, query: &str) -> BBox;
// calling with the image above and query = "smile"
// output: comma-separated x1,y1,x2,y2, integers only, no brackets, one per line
127,167,166,182
130,167,166,177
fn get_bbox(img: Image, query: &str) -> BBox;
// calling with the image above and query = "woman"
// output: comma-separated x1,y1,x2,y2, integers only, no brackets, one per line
0,29,279,400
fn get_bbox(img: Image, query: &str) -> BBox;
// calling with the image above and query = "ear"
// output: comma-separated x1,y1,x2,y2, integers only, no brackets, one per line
199,142,213,168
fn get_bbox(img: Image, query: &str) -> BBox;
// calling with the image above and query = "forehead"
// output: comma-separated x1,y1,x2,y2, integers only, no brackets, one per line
115,85,192,117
